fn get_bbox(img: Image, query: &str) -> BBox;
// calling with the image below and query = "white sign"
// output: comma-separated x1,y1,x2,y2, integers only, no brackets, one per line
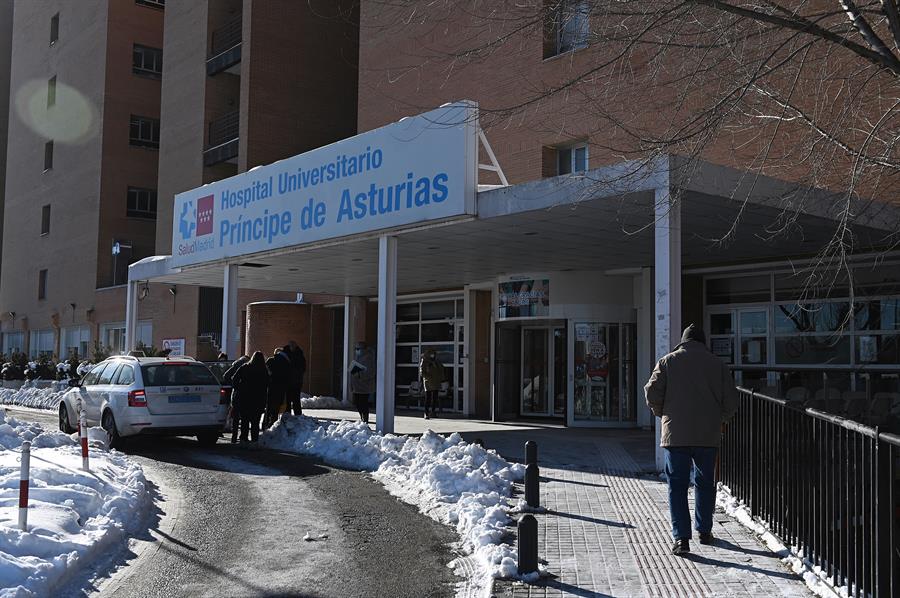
161,338,185,356
171,102,478,267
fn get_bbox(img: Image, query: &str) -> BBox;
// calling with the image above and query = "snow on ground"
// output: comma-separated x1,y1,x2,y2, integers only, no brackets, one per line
298,393,351,410
717,484,845,598
0,411,150,597
0,387,68,411
261,414,525,597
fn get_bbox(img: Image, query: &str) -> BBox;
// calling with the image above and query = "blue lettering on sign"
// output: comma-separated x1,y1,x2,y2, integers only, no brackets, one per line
335,172,449,223
219,209,293,248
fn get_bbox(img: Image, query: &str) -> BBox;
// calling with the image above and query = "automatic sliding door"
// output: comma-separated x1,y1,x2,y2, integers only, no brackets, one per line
521,328,549,415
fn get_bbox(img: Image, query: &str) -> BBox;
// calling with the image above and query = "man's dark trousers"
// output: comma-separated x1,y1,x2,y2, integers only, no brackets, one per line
664,446,718,540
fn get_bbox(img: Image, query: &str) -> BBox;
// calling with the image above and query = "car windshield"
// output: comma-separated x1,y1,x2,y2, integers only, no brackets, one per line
140,363,218,387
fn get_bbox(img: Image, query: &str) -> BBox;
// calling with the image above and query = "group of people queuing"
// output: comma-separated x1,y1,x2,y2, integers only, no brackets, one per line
222,341,306,443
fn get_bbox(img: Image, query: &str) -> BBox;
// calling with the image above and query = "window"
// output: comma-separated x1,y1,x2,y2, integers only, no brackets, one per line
133,44,162,77
127,187,157,219
557,143,588,175
129,115,160,149
136,0,165,8
97,363,117,385
544,0,590,58
29,329,55,359
101,320,151,354
60,325,90,359
395,296,465,412
44,140,53,170
38,269,47,300
2,332,24,356
114,365,135,385
47,76,56,107
50,13,59,45
41,205,51,235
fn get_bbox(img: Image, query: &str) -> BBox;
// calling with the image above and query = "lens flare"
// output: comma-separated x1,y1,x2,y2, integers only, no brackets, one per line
14,79,97,144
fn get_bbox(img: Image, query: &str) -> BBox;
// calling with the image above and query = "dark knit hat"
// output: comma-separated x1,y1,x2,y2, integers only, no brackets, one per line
681,324,706,344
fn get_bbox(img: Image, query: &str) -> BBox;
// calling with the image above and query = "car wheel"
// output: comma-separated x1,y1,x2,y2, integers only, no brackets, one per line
196,431,219,447
102,410,123,450
59,403,76,434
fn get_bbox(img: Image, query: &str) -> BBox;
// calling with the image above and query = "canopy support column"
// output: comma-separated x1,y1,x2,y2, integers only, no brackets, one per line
375,235,397,434
654,184,681,471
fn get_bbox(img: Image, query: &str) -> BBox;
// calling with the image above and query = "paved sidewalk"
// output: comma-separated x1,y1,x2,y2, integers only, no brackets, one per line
309,409,812,598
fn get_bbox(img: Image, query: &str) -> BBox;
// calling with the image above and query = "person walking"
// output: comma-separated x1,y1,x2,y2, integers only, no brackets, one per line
223,354,249,443
419,349,445,419
349,341,376,424
644,324,738,556
264,347,292,428
285,341,306,416
231,351,268,443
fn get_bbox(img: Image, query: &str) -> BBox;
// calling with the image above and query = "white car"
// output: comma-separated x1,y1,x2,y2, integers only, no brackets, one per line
59,356,227,447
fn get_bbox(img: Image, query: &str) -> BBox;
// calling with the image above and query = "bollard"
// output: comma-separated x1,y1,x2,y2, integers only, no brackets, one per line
80,410,89,472
525,462,540,508
525,440,537,466
18,441,30,531
517,514,538,575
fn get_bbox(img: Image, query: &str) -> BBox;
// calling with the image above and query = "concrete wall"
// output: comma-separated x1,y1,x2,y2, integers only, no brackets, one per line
0,1,13,284
155,0,208,254
0,0,109,346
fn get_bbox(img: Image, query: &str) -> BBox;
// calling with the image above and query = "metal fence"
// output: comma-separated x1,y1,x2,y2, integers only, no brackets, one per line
720,388,900,597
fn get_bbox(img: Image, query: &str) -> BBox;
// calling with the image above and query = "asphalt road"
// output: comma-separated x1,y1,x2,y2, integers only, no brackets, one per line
4,406,459,598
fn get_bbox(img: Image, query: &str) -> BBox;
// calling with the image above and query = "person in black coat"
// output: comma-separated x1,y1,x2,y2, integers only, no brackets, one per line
223,354,249,443
264,347,292,428
285,341,306,416
231,351,268,442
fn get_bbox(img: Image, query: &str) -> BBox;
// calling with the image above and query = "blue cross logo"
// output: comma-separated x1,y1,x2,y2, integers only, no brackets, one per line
179,201,196,240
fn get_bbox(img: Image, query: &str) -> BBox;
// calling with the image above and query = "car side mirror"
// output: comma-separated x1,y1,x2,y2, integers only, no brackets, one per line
68,378,81,388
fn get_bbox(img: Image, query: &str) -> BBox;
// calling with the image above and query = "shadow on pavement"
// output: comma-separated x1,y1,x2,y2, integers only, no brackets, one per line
685,552,798,581
119,436,331,478
547,509,635,528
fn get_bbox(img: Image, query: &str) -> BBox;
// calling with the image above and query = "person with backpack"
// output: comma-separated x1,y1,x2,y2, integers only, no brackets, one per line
222,354,249,443
419,348,445,420
231,351,268,443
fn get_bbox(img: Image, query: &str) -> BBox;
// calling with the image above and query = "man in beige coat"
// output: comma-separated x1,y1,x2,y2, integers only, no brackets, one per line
644,324,738,555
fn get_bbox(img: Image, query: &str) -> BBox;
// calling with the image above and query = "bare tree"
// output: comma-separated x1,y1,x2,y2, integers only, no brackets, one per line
358,1,900,303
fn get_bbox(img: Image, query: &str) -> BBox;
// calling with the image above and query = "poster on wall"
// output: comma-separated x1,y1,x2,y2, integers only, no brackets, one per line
498,279,550,318
161,338,186,356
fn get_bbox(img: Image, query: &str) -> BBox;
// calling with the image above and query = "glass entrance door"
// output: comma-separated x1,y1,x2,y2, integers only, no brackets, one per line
521,328,549,415
572,322,637,423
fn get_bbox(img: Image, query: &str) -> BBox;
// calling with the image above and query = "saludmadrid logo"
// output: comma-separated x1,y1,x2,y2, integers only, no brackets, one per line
177,196,215,256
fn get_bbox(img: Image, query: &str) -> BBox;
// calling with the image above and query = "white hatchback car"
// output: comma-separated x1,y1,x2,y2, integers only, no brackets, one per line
59,356,227,447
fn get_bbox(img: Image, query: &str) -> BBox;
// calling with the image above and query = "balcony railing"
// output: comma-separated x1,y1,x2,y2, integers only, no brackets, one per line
207,14,242,75
721,388,900,597
204,111,239,166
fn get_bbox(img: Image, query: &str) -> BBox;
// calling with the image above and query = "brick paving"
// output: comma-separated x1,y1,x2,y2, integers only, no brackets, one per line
310,409,813,598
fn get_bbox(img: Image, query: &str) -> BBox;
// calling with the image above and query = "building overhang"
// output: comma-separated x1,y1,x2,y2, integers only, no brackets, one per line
131,155,900,296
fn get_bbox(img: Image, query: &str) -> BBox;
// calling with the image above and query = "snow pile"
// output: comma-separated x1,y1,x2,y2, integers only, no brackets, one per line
0,412,149,597
0,387,69,410
718,484,845,598
298,393,350,410
261,415,525,596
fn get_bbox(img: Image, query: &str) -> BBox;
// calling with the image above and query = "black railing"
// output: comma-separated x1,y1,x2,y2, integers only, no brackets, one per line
721,388,900,597
731,365,900,430
207,111,239,148
210,14,242,57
